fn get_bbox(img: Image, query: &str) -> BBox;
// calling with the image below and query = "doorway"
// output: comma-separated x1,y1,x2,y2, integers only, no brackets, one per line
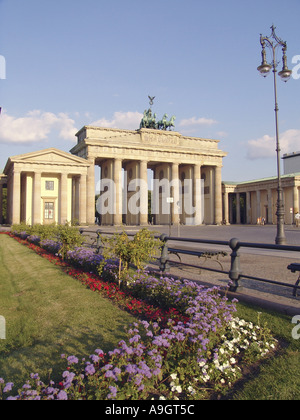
43,200,55,224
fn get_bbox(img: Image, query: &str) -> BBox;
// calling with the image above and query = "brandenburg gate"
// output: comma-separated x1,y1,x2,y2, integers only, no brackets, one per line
2,104,227,227
71,124,227,226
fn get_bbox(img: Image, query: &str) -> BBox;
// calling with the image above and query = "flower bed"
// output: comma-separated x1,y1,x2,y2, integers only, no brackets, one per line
0,233,277,400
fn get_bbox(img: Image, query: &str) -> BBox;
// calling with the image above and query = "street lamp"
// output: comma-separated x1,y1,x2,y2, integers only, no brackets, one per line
257,25,292,245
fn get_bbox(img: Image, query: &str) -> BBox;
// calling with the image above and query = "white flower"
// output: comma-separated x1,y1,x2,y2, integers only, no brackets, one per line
203,374,210,383
188,386,196,395
170,373,177,380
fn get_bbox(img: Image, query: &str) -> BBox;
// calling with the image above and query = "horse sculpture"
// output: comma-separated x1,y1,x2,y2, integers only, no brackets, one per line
166,115,176,130
139,110,176,131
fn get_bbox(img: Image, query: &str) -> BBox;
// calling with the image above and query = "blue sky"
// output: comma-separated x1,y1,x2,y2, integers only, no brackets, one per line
0,0,300,182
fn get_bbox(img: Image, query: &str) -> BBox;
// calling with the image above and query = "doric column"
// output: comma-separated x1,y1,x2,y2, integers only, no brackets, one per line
139,160,148,226
193,164,202,225
12,170,21,225
236,193,241,224
293,186,299,215
114,158,123,225
87,160,95,225
33,171,41,225
79,174,87,225
74,177,80,221
223,190,229,225
246,191,251,224
214,166,222,225
256,190,261,222
60,173,68,224
267,189,273,224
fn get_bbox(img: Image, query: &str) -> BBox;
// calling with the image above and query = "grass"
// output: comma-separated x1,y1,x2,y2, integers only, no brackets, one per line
0,233,299,400
0,234,136,389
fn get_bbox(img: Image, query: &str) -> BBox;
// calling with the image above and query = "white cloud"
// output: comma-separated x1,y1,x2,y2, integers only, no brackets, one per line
247,129,300,160
216,131,228,138
91,111,143,130
179,116,218,127
0,110,78,144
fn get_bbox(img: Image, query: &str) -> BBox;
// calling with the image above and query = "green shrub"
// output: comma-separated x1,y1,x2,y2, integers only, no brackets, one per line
56,224,83,260
30,224,58,240
11,223,83,259
98,229,162,287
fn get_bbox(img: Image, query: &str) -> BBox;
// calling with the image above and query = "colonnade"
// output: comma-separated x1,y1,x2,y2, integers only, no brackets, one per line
223,183,300,225
98,158,223,226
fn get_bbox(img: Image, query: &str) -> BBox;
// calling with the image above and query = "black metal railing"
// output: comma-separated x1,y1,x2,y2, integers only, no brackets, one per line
79,229,300,299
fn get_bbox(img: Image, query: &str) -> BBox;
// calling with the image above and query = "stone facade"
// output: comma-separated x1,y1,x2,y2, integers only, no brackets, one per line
71,126,227,226
223,173,300,225
1,126,227,227
2,148,90,225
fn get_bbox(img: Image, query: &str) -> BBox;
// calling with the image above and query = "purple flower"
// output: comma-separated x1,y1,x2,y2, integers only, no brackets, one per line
3,382,14,393
125,364,137,374
153,368,161,376
57,390,68,400
113,367,121,376
67,356,79,365
129,334,141,344
135,375,143,386
45,387,56,395
107,386,118,399
62,371,75,389
90,354,100,363
85,364,96,376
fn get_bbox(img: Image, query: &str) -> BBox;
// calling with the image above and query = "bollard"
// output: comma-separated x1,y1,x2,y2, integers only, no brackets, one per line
159,234,169,273
229,238,242,292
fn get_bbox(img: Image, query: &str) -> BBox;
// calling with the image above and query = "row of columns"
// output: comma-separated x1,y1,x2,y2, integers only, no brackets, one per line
99,158,223,226
108,158,149,226
3,160,223,226
225,185,300,225
7,169,94,226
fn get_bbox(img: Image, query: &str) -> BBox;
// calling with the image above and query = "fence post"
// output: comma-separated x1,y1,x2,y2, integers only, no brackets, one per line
229,238,242,291
159,234,169,273
96,229,102,254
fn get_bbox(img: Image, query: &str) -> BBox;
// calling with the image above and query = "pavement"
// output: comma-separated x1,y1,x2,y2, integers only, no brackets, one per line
2,223,300,316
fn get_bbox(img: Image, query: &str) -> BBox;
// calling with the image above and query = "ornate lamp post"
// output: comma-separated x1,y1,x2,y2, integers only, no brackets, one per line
257,26,292,245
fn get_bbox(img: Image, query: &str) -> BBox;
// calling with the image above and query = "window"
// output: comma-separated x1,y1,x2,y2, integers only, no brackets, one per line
45,181,54,191
44,202,54,220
